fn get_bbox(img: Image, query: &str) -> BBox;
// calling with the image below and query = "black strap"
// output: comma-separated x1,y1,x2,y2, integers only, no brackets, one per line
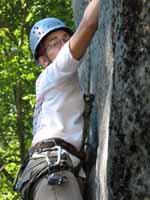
30,138,85,160
82,94,95,148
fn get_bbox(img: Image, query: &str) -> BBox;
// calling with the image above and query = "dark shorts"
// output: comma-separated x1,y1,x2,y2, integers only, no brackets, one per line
16,157,48,199
16,152,84,200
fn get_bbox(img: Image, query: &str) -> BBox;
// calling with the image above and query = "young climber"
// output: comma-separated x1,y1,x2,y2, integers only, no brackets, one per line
15,0,99,199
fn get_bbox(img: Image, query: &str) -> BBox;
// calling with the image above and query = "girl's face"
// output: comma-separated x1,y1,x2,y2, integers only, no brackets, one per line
37,30,71,68
43,30,71,65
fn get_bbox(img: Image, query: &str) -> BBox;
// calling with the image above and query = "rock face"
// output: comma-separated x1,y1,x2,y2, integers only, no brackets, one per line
71,0,150,200
108,1,150,200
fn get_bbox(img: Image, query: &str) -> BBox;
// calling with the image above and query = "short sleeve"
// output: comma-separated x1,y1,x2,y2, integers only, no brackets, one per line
45,41,80,84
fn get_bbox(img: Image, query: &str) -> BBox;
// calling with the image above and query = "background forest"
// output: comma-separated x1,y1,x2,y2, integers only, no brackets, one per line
0,0,74,199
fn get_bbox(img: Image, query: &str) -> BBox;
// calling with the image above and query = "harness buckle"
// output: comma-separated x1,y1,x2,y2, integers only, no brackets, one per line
47,173,67,185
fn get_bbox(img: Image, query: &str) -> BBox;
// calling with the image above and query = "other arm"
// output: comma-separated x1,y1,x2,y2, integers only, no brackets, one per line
69,0,100,60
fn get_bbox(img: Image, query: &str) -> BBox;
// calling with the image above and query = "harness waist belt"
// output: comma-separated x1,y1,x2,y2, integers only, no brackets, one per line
30,138,85,160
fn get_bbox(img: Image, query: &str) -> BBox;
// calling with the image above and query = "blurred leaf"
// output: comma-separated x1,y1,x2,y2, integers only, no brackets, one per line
25,12,33,23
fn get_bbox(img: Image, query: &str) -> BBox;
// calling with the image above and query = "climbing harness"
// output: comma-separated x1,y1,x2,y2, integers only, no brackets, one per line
29,138,85,160
13,139,83,192
31,145,72,185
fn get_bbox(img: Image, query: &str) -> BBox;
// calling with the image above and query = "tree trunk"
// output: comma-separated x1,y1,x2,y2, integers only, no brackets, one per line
14,80,25,162
71,0,150,200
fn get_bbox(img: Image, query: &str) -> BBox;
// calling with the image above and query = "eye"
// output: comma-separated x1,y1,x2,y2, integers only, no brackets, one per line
51,40,59,47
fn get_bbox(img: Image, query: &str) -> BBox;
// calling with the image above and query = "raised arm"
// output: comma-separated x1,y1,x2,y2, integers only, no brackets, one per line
69,0,100,60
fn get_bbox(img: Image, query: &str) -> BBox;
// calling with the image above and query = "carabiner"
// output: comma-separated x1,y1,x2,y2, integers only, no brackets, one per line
45,146,62,167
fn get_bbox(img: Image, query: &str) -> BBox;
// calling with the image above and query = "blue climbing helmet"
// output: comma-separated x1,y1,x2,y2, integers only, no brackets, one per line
29,17,73,60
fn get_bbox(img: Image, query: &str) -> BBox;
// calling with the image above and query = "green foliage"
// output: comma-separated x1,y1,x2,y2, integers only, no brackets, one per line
0,0,74,198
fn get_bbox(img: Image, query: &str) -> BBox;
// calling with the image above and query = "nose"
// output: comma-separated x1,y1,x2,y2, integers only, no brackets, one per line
59,39,65,48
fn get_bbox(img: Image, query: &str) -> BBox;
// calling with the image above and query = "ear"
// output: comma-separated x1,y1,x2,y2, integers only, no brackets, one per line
38,55,50,68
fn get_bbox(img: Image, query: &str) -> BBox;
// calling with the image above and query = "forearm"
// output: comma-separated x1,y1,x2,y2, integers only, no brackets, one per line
81,0,99,30
70,0,100,60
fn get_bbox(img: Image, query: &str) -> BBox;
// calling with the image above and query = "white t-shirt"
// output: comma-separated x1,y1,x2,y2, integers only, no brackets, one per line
32,41,85,151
